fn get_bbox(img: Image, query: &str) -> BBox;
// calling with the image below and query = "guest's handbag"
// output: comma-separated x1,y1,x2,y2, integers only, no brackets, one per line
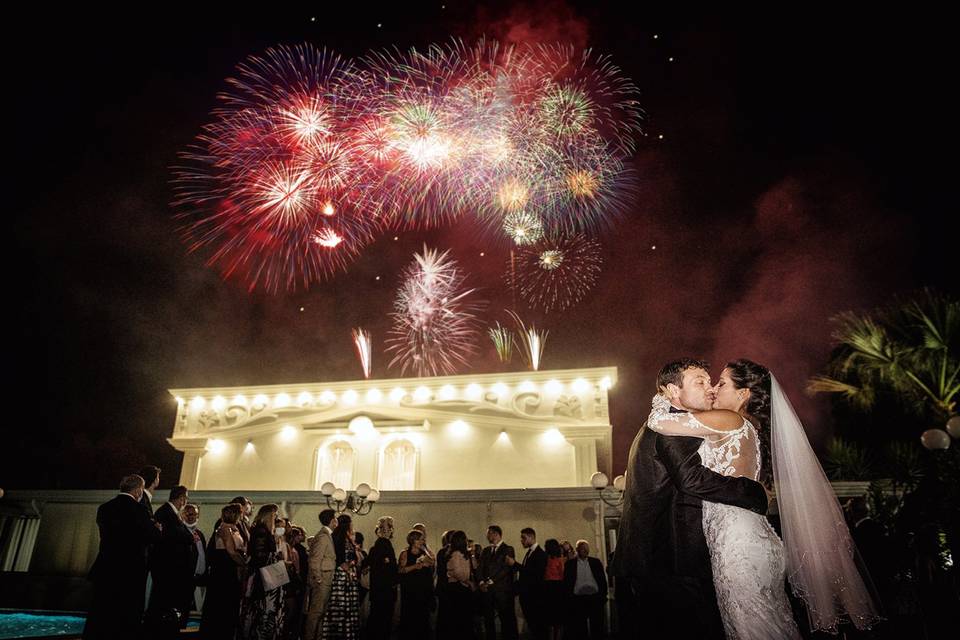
260,560,291,591
359,565,371,590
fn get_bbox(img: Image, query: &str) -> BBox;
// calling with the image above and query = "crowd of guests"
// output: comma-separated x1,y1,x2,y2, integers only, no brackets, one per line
82,467,611,639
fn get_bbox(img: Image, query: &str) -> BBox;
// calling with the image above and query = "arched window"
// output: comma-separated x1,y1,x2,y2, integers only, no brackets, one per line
316,440,355,490
379,439,417,490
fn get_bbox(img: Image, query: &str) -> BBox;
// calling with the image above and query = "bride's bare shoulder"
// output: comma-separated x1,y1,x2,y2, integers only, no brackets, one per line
691,409,746,431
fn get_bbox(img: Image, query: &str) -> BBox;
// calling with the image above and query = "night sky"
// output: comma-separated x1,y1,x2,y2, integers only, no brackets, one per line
5,4,954,490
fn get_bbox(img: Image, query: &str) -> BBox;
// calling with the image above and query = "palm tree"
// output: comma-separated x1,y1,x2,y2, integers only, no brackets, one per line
809,289,959,423
811,289,959,576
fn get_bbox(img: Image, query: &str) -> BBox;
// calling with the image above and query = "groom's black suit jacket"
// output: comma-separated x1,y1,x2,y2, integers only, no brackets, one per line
610,408,768,638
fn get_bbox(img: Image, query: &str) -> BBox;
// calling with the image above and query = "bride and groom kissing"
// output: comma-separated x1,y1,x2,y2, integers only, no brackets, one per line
610,358,880,640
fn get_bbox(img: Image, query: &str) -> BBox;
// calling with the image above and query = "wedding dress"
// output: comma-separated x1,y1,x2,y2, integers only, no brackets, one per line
648,395,801,640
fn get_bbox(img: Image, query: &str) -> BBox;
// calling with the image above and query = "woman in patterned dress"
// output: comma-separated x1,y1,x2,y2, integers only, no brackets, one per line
238,504,286,640
321,513,361,639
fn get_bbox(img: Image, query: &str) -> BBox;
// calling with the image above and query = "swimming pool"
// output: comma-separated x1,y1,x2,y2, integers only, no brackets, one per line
0,611,199,638
0,611,84,638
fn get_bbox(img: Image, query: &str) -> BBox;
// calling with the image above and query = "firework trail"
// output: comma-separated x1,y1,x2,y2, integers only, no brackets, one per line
352,328,373,378
508,311,548,371
386,246,484,376
489,322,515,363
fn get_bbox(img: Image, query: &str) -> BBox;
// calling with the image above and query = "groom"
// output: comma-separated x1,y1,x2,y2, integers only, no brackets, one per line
610,358,769,640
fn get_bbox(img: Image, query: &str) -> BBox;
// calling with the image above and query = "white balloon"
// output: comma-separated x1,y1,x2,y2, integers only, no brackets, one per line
921,428,951,450
946,416,960,439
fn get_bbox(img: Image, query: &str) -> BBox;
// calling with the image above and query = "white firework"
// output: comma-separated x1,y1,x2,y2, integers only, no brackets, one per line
387,246,484,376
503,210,544,245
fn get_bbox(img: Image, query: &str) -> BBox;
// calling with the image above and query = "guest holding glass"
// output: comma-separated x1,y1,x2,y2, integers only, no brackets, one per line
398,529,435,639
200,503,247,640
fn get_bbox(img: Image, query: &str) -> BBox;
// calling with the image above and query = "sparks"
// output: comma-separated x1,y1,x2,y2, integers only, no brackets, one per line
352,328,373,378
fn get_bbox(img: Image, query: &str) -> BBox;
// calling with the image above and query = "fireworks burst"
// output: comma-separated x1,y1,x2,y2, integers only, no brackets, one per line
387,246,484,376
503,210,545,245
352,328,373,378
174,39,642,292
173,44,379,292
508,234,603,313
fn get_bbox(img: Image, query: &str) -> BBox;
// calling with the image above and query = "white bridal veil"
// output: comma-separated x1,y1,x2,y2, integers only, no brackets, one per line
770,374,882,632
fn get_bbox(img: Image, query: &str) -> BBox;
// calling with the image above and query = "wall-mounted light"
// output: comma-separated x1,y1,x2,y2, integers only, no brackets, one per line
438,385,456,400
543,428,565,445
465,384,483,400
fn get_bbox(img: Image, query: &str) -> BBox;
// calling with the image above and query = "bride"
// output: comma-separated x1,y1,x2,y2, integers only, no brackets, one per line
647,359,880,639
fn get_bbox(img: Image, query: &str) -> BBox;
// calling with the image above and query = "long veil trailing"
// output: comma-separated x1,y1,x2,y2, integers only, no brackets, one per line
770,374,882,632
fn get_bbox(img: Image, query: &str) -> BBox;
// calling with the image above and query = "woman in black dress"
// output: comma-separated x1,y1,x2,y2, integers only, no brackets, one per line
443,530,476,639
364,515,398,640
200,503,247,640
398,529,435,639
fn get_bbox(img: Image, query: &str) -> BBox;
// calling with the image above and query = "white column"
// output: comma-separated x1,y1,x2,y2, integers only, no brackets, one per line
0,518,24,571
569,436,599,486
13,518,40,571
179,449,207,489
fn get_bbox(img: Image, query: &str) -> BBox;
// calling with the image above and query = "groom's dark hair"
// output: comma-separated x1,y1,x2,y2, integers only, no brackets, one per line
656,358,710,390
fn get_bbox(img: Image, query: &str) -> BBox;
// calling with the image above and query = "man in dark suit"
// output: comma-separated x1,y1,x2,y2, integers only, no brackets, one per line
610,359,769,640
563,540,608,640
148,485,198,628
182,503,207,613
138,465,161,518
83,474,162,640
512,527,548,640
479,524,518,640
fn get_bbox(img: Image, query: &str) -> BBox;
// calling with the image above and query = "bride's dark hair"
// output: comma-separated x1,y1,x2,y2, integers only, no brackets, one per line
726,359,772,488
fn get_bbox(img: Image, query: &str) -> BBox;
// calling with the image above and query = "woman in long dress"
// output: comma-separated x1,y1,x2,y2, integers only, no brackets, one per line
398,528,435,639
442,530,476,639
200,503,247,639
365,516,398,640
647,359,880,638
238,504,286,640
321,513,361,639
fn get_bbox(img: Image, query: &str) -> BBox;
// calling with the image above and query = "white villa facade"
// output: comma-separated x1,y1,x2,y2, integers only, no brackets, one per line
168,367,618,492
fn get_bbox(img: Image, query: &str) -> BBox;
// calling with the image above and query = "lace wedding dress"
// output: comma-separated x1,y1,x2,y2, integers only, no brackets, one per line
648,396,801,640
